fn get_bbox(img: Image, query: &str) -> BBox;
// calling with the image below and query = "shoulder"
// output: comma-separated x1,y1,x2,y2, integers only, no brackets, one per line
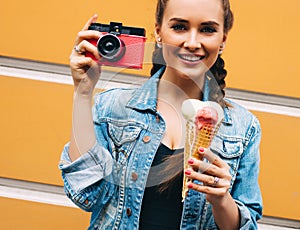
222,98,261,140
225,98,253,116
92,87,138,122
94,88,136,105
225,98,260,124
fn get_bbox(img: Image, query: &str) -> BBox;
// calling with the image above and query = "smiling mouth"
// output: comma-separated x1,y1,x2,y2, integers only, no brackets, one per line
178,54,204,62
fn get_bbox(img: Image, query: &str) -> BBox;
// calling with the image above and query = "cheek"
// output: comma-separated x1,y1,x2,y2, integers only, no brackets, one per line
202,38,221,53
161,45,176,65
203,38,222,61
160,25,184,46
162,34,184,47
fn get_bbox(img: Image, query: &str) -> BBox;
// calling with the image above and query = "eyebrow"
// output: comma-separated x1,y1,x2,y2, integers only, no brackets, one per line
201,21,220,27
169,18,189,23
169,18,220,27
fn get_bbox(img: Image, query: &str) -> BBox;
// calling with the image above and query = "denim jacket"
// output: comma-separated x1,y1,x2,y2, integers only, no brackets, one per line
59,68,263,229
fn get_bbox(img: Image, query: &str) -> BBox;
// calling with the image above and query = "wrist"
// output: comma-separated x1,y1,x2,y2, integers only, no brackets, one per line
73,89,94,100
73,80,96,98
210,192,233,209
211,193,240,230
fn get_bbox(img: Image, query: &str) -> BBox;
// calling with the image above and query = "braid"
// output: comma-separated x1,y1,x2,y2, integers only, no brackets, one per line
206,0,233,106
207,55,227,107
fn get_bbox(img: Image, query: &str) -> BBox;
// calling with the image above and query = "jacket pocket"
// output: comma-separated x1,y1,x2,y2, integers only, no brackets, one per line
108,122,142,165
211,135,244,180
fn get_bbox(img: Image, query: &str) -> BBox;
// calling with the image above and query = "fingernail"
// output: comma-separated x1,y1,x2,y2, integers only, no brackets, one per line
188,158,194,164
185,170,192,175
199,147,205,153
188,183,193,189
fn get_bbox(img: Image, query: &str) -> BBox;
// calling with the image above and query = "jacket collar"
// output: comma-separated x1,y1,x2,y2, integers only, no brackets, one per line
126,67,164,112
126,67,233,125
222,104,233,125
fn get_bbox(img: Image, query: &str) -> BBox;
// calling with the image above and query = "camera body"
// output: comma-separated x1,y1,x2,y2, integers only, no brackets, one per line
87,22,146,69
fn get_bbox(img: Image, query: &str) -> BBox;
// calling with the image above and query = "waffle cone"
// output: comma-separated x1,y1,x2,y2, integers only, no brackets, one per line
182,122,221,200
181,99,224,201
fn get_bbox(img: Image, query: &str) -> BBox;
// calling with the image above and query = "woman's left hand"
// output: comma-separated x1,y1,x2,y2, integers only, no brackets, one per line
184,147,232,206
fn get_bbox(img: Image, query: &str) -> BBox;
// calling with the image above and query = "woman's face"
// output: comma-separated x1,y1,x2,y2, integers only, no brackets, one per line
156,0,226,79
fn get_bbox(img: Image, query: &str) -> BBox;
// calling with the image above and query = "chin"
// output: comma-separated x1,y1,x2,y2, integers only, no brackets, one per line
178,66,207,80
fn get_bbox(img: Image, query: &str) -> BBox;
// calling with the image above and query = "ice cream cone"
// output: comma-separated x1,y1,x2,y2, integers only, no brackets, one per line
181,99,224,201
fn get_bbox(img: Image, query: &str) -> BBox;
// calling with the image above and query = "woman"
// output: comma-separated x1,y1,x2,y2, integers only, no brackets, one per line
59,0,263,229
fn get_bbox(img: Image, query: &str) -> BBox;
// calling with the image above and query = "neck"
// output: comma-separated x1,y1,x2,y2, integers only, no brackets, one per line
160,67,205,100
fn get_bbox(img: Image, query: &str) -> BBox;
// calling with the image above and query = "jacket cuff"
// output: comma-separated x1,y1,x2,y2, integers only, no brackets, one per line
235,199,259,229
59,142,113,193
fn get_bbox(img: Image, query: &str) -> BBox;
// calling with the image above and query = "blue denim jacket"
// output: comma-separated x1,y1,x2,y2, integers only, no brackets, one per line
59,68,263,229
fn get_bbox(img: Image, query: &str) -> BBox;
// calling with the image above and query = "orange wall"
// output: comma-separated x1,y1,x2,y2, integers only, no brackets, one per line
225,0,300,98
0,197,90,229
0,76,72,185
253,111,300,220
1,0,300,97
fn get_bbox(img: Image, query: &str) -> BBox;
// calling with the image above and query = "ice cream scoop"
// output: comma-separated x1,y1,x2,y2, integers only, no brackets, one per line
182,99,224,124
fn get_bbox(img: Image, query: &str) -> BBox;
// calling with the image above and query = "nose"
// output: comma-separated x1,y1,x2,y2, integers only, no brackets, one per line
183,30,201,50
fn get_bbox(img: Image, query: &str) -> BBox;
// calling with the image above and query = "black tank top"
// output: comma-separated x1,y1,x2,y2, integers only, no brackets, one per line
139,144,184,230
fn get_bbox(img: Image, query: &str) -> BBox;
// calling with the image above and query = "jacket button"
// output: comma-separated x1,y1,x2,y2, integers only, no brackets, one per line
131,172,138,181
84,199,89,205
143,136,151,143
126,208,132,217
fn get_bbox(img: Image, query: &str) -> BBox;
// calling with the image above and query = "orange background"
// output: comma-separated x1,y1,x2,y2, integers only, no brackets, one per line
1,0,300,224
0,197,90,229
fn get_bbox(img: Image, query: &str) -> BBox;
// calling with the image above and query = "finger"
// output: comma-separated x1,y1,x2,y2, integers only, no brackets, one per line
73,40,101,59
198,147,227,168
73,45,85,55
82,14,98,31
188,157,219,174
70,56,96,72
185,169,229,188
187,181,229,196
74,27,102,50
74,15,100,46
77,30,102,41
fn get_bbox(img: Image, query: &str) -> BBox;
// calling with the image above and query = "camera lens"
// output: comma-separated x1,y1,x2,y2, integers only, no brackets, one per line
97,34,125,61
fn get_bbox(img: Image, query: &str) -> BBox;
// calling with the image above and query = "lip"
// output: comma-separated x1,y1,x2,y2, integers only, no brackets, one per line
178,53,205,64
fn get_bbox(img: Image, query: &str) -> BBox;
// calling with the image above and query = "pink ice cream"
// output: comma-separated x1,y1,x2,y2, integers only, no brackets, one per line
195,106,219,130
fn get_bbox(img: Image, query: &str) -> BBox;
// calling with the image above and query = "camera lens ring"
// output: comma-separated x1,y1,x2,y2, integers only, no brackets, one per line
97,34,125,61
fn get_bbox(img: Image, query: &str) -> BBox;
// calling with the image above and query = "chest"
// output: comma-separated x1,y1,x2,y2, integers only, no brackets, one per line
157,99,186,149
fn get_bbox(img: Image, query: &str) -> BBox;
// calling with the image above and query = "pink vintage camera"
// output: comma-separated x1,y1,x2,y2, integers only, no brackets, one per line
86,22,146,69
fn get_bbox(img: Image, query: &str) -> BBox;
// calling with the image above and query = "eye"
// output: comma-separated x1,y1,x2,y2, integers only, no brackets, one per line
171,24,187,31
201,27,217,33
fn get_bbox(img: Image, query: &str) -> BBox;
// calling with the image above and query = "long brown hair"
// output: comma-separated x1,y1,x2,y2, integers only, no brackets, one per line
150,0,234,191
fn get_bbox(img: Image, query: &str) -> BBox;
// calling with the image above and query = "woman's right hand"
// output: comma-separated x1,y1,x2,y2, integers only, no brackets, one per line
70,14,102,96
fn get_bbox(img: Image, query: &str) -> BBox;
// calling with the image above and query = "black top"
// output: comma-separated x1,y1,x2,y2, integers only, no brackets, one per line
139,144,184,230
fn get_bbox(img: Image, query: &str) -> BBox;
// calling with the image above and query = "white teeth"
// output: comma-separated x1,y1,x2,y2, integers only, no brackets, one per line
180,55,202,62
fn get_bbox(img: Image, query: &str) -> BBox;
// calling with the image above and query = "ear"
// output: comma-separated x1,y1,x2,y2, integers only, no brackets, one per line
154,23,161,41
222,33,228,46
218,34,228,55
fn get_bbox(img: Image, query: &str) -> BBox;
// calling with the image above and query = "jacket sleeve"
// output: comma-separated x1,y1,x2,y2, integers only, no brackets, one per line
58,93,116,212
232,117,263,229
59,141,116,212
